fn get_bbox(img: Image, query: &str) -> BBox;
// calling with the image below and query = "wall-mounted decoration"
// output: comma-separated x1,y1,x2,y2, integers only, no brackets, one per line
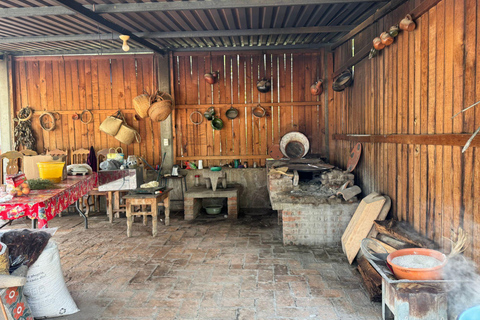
373,37,385,51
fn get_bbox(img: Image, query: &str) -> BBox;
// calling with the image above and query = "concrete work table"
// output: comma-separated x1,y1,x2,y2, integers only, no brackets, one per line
184,186,239,220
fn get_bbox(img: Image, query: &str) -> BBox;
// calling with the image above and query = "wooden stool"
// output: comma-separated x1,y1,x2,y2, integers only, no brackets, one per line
123,189,171,237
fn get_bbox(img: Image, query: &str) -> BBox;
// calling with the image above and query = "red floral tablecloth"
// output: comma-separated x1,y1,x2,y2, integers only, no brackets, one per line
0,173,97,228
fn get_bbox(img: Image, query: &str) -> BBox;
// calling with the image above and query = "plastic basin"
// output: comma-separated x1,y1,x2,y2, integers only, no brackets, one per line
205,206,222,215
387,248,447,280
37,162,65,183
459,306,480,320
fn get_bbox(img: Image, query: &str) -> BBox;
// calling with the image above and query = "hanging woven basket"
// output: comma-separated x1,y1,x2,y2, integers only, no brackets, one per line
132,93,151,118
148,91,173,122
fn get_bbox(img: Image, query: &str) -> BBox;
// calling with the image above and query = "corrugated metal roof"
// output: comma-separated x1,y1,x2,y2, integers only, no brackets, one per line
0,0,386,55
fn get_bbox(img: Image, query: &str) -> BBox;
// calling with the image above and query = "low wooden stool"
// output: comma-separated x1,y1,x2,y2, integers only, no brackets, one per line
123,189,172,237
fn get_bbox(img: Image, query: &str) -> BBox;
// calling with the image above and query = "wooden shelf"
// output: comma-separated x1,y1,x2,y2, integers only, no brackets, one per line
333,134,480,148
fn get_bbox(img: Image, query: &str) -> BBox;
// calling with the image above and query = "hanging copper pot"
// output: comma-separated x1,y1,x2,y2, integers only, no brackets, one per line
204,71,219,84
310,80,323,96
399,14,416,32
373,37,385,51
380,32,394,46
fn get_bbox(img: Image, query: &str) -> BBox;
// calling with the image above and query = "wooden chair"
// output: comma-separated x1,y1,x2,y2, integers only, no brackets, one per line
20,149,37,156
81,149,114,222
46,149,68,164
0,151,23,184
71,148,90,165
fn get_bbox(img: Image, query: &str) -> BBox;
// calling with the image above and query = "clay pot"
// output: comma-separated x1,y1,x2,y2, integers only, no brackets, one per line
373,37,385,51
310,80,323,96
399,14,416,32
389,25,400,38
380,32,394,46
204,71,219,84
368,48,378,60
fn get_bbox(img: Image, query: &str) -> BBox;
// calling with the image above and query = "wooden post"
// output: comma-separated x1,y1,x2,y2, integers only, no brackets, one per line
0,56,13,153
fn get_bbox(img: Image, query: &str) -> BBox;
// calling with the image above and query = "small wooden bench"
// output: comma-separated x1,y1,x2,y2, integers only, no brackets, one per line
123,188,172,237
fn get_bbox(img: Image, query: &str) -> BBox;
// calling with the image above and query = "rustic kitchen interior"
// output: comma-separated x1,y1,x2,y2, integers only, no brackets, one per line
0,0,480,319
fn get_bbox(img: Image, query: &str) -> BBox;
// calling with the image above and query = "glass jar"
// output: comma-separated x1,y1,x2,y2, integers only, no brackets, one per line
194,175,200,187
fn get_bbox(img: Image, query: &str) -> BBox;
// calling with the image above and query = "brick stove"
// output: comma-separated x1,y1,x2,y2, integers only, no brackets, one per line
267,159,359,246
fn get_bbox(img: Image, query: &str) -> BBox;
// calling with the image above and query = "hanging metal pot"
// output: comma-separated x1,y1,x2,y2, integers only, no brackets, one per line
204,107,215,121
211,117,224,130
257,78,271,93
332,69,353,92
225,106,239,119
253,105,266,118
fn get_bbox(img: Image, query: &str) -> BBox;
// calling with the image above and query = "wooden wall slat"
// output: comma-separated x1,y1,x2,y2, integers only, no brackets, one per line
172,51,326,165
11,55,160,166
329,0,480,264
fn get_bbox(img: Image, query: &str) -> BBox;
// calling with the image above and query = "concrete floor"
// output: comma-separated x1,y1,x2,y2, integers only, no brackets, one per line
3,210,382,320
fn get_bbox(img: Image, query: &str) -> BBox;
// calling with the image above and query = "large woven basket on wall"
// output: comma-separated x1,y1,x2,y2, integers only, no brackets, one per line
148,91,173,122
132,93,151,118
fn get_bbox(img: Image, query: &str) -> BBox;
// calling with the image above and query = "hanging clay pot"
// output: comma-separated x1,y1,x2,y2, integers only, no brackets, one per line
310,80,323,96
380,32,394,46
389,25,400,38
399,14,416,32
373,37,385,51
204,71,219,84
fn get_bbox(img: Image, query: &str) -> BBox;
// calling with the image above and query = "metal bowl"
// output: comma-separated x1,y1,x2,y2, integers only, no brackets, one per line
253,105,266,118
279,132,309,159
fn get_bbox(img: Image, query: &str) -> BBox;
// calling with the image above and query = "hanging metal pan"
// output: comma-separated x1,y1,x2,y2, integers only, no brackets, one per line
225,106,239,119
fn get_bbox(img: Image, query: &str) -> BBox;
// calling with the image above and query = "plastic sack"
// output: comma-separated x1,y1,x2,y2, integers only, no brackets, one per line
23,239,79,318
0,229,52,273
99,159,122,171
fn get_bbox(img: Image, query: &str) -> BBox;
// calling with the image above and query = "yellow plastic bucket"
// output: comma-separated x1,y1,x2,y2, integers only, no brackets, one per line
37,162,65,183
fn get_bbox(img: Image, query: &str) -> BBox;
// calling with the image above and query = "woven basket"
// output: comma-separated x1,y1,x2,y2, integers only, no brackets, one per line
133,94,151,118
99,112,124,136
148,96,172,121
114,124,141,145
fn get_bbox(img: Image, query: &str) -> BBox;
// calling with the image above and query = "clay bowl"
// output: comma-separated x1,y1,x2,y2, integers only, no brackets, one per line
387,248,447,280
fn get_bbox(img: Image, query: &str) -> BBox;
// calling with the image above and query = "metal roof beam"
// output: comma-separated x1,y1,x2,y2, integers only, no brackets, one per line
52,0,166,55
0,26,355,44
0,0,387,18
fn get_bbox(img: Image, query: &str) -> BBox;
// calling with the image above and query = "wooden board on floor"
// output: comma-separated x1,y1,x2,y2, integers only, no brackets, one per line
341,192,391,264
357,256,382,302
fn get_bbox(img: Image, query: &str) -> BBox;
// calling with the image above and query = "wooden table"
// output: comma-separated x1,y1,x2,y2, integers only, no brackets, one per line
123,188,172,237
0,174,97,228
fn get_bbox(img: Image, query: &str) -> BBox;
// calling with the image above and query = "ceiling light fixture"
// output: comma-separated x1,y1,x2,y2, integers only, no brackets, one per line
119,35,130,52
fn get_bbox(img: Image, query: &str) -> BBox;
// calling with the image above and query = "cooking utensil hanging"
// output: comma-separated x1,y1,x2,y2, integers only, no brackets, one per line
190,111,204,125
225,106,239,119
332,69,353,92
211,117,224,130
39,111,59,131
253,105,266,118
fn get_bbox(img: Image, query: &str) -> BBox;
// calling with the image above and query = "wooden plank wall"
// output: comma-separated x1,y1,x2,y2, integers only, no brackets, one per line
329,0,480,265
11,55,162,166
172,51,326,167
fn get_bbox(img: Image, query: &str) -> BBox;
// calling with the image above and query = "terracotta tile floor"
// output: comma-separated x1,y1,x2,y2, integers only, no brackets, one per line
4,210,381,320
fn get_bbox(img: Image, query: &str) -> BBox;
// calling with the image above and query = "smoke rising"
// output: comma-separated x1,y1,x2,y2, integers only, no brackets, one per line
443,255,480,318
